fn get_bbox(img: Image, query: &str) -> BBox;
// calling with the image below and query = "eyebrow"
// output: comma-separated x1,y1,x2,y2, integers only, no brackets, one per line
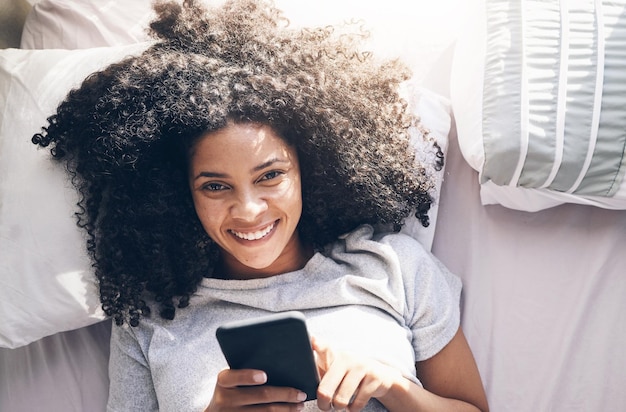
193,157,288,181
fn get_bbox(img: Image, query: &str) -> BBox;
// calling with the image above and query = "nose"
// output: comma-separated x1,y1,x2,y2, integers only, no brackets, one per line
230,188,268,221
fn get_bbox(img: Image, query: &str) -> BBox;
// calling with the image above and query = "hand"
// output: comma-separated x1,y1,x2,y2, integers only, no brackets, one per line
205,368,307,411
312,337,406,412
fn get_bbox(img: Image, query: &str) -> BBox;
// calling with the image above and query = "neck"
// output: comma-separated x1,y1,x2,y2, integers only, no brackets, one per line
216,239,314,280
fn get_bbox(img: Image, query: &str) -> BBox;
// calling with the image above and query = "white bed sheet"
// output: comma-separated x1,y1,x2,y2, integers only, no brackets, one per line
0,321,111,411
432,120,626,411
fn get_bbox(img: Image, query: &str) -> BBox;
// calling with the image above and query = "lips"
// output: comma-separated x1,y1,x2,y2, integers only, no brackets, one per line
229,222,275,241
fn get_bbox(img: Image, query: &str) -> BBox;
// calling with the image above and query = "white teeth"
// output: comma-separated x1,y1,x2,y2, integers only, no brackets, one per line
231,223,274,240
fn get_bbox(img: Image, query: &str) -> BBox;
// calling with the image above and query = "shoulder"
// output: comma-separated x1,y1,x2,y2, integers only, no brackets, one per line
335,224,431,265
337,224,425,249
328,225,443,282
337,224,462,294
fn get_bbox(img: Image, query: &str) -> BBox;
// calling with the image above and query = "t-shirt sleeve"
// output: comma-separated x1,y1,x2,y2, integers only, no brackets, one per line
107,323,159,412
386,233,462,362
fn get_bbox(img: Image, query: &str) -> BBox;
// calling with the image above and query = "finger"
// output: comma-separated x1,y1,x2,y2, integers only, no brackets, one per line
330,368,363,410
243,403,306,412
311,336,338,411
316,364,346,409
317,357,357,411
346,371,392,412
311,336,334,373
234,385,309,406
216,368,267,388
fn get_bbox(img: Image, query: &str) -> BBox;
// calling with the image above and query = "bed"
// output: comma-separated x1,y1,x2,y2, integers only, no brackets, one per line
1,1,625,411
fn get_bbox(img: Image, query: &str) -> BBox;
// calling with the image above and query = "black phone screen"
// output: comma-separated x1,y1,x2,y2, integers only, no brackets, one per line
215,311,319,400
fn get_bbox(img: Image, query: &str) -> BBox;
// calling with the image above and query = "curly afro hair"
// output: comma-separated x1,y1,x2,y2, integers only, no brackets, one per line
32,0,443,326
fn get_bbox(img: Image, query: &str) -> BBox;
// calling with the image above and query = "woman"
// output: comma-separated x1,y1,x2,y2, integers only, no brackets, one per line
33,0,488,410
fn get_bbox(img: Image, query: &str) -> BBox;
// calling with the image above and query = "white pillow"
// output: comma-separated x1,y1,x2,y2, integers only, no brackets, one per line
0,43,150,348
398,84,450,248
451,0,626,212
20,0,153,49
20,0,463,87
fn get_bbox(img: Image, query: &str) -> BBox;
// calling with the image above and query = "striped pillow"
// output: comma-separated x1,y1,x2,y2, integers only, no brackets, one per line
451,0,626,211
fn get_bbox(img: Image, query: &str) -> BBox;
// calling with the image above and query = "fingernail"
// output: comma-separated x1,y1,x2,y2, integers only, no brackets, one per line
252,371,267,383
296,391,307,401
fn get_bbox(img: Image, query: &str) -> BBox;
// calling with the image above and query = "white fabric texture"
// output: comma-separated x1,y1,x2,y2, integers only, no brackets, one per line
432,120,626,411
0,321,111,411
451,0,626,211
20,0,153,49
107,225,461,411
0,43,151,348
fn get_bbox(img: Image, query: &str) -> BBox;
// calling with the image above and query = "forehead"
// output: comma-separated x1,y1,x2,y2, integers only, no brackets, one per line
189,122,297,167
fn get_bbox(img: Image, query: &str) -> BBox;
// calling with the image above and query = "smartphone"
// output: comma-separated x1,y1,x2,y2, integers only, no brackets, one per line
215,311,319,400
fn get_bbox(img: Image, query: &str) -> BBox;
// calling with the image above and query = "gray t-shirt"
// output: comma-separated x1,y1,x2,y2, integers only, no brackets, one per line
107,225,462,411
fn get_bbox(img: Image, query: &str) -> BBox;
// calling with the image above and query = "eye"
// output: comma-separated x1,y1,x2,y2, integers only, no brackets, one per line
201,182,229,192
258,170,284,182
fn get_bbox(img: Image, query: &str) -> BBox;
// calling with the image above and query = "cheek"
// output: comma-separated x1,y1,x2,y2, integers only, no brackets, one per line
190,191,204,218
285,179,303,220
191,195,221,235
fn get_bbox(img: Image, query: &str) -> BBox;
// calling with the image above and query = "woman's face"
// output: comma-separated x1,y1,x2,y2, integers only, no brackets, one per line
188,122,306,279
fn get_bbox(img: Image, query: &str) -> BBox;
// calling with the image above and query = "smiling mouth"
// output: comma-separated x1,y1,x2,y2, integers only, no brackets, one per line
229,222,275,241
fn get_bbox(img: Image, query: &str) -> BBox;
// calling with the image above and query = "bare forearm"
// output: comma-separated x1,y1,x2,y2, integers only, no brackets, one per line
378,378,486,412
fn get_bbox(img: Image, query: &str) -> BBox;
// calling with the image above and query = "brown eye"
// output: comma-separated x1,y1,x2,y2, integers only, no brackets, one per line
202,182,228,192
259,170,283,181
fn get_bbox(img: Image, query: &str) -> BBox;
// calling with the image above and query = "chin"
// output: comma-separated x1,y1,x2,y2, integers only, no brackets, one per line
245,257,280,271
